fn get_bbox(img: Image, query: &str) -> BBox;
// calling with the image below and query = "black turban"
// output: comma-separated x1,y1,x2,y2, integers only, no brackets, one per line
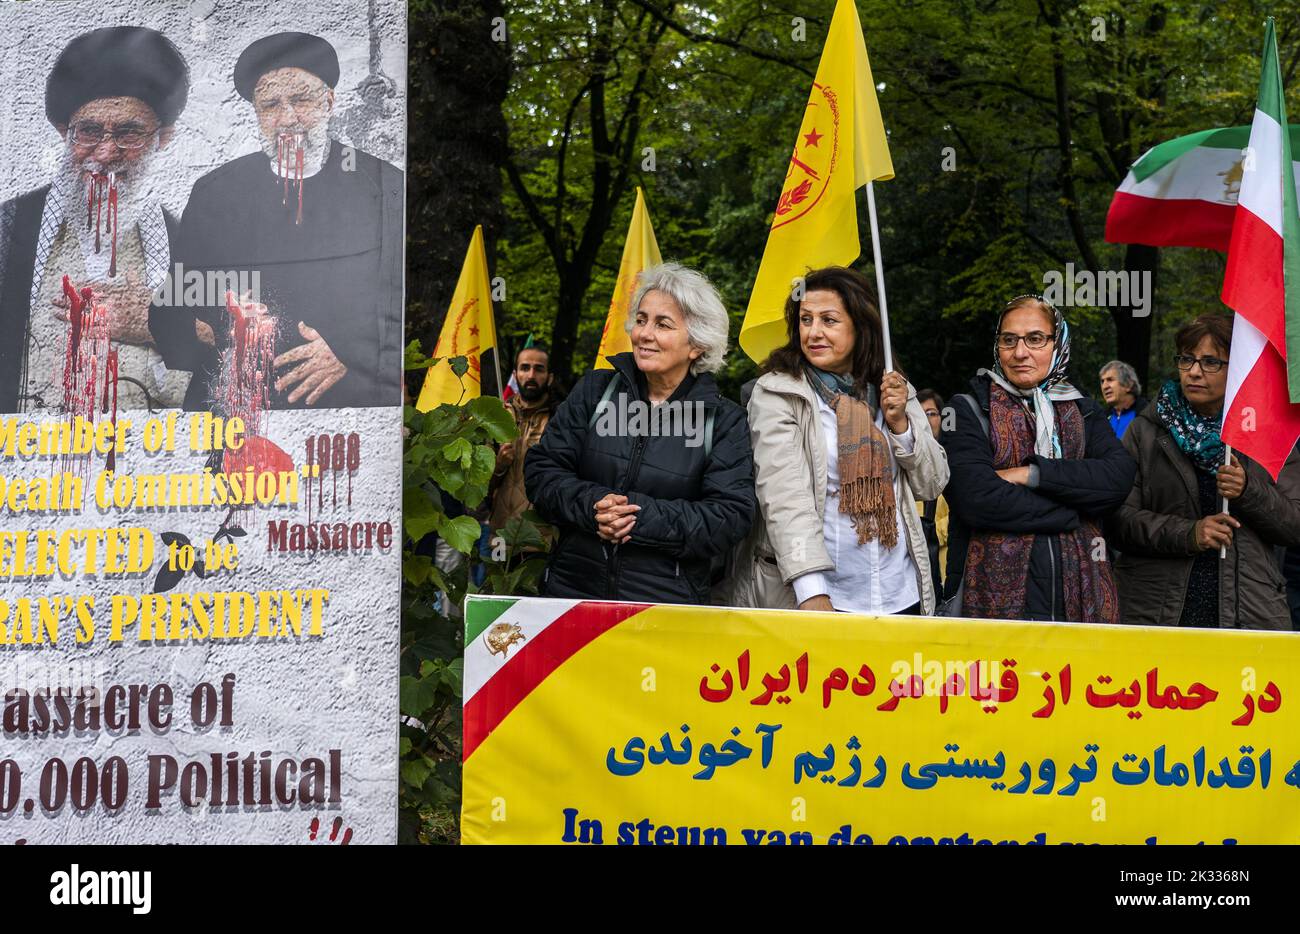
233,32,340,101
45,27,189,127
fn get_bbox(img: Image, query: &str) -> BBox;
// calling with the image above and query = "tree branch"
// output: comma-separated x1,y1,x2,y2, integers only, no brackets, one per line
504,157,563,269
625,0,817,79
1041,0,1101,271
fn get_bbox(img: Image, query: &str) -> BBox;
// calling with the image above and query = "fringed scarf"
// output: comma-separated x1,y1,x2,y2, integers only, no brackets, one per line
961,381,1120,623
805,365,898,549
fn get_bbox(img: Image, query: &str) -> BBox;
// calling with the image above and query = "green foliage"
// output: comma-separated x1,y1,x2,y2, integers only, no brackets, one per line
402,0,1300,843
494,0,1300,395
399,348,551,844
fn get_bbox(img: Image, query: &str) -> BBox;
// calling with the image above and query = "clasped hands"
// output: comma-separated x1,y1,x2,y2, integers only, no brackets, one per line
594,493,640,544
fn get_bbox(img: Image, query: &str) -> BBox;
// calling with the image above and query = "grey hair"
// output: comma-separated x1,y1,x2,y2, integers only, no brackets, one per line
627,262,729,375
1100,359,1141,396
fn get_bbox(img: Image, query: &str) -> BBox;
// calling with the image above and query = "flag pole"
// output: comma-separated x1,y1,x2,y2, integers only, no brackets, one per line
491,341,505,401
865,181,893,372
1220,444,1231,559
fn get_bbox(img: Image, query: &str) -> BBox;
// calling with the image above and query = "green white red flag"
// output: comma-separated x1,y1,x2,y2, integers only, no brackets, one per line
1221,18,1300,479
1106,124,1300,251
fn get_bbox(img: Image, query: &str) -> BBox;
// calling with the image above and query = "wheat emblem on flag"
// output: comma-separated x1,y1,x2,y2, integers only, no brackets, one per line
774,84,841,229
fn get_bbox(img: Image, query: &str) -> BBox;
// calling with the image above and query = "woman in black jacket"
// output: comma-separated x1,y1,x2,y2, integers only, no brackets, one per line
524,263,756,604
940,294,1136,622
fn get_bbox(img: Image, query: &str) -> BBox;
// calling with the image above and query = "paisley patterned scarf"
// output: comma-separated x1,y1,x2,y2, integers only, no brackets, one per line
961,381,1120,623
1155,378,1225,474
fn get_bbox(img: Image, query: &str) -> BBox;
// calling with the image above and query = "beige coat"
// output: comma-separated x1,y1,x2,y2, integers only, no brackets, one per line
488,392,556,532
732,370,950,614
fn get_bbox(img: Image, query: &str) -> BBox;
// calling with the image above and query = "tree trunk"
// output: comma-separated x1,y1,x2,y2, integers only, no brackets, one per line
551,274,586,381
406,1,510,370
1112,243,1159,388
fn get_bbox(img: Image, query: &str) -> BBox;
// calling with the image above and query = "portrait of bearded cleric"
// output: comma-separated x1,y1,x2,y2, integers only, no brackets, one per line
149,31,404,411
0,26,195,415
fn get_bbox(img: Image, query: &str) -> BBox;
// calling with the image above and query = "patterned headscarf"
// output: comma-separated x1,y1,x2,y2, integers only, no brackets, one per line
978,294,1082,459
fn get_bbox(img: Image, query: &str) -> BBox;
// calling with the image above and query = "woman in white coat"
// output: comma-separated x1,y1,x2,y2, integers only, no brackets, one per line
734,266,949,614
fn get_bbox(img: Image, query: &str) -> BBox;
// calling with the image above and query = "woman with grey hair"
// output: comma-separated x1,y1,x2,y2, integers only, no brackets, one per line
1099,360,1147,438
525,262,756,603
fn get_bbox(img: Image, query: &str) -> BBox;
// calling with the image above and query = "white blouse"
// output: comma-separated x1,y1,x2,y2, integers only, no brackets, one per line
792,391,920,614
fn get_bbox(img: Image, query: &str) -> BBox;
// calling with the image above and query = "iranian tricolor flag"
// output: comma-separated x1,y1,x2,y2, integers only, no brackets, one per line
1221,19,1300,480
1106,124,1300,251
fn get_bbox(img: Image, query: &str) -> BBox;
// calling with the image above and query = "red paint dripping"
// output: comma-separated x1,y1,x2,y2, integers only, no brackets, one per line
276,132,305,225
305,436,315,525
107,181,118,278
59,275,117,475
331,432,344,509
215,291,294,521
85,172,119,274
101,349,118,473
346,432,360,508
308,817,319,840
94,179,102,251
316,434,329,512
220,289,275,439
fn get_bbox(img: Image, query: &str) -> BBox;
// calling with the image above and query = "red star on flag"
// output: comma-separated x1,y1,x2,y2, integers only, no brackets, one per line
803,127,823,147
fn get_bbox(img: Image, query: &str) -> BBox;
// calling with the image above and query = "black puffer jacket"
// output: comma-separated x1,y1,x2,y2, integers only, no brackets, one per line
941,374,1136,620
524,352,756,603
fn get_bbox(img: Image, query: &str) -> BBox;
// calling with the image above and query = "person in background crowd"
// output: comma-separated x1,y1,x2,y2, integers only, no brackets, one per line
1100,360,1147,438
941,294,1135,622
488,342,558,533
733,266,948,615
524,263,755,604
1107,314,1300,629
915,388,950,599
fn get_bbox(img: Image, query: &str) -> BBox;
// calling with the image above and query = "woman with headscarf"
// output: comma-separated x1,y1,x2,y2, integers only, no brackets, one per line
940,294,1136,622
1106,314,1300,629
733,265,948,615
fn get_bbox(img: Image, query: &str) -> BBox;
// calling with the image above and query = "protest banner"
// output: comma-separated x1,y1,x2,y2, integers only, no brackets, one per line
0,0,405,843
463,595,1300,844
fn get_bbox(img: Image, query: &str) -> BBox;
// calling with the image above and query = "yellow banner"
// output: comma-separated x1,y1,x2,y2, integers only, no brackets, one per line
595,187,662,369
739,0,895,365
462,597,1300,845
418,225,499,410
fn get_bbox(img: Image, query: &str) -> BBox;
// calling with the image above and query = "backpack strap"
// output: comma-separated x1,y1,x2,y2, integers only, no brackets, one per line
588,370,623,429
956,393,990,441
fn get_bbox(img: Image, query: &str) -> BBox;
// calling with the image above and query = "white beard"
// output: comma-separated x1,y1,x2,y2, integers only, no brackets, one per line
56,138,163,236
262,119,332,179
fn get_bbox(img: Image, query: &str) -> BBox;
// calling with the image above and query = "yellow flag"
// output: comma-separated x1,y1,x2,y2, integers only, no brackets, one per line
595,186,663,369
738,0,894,364
417,225,499,410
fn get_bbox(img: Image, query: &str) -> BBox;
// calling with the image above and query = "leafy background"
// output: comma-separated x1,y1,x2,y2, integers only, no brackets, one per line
402,0,1300,840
